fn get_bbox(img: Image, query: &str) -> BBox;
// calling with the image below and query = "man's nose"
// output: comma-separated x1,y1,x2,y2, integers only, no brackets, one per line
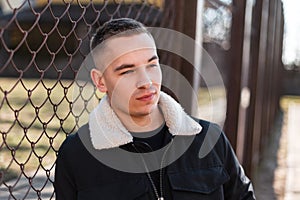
136,71,152,89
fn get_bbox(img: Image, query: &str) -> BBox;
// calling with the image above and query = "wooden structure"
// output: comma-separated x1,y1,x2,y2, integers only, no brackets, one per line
0,0,286,198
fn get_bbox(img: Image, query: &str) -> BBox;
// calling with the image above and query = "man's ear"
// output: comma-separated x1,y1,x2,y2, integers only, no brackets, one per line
91,69,107,93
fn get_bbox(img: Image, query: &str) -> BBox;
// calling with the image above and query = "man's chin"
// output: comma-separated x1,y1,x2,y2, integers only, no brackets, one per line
130,110,152,118
129,106,156,118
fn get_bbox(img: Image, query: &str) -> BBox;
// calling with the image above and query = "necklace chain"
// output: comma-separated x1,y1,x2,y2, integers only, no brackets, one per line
132,138,173,200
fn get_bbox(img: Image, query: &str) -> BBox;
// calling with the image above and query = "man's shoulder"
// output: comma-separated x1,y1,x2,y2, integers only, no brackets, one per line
190,117,228,153
190,117,223,136
61,132,79,148
58,124,89,153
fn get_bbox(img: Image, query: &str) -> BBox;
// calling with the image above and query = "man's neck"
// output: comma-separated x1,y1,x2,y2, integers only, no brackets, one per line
118,106,165,133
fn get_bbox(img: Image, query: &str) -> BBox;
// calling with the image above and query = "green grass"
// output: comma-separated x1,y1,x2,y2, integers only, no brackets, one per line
198,86,226,105
280,95,300,111
0,78,103,182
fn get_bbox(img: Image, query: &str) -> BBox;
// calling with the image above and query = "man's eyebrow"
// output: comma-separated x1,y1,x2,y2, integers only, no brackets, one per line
148,55,158,62
114,64,135,72
114,55,158,72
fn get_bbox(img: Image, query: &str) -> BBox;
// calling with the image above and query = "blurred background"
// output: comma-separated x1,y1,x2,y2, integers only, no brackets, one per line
0,0,299,199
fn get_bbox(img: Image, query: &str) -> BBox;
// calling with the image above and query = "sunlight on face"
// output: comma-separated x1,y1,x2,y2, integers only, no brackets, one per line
93,33,162,118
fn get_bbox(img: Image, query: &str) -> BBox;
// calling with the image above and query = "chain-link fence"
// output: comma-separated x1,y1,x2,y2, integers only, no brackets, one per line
0,0,175,199
0,0,286,199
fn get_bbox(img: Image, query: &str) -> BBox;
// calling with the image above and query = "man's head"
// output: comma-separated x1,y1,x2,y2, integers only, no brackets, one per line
90,18,162,122
90,18,151,49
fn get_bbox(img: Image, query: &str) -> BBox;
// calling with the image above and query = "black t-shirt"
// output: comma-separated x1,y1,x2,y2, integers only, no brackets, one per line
130,122,167,151
130,123,168,195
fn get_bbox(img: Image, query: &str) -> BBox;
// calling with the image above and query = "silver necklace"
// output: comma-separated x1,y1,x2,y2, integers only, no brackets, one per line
132,139,173,200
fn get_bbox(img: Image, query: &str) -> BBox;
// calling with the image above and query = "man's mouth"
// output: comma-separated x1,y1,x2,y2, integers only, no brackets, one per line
136,92,156,101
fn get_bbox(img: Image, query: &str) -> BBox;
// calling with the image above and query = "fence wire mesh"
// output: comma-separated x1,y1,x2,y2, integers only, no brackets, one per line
0,0,174,199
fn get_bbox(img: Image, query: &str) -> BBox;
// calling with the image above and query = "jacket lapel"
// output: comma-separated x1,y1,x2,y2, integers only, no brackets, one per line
88,91,202,150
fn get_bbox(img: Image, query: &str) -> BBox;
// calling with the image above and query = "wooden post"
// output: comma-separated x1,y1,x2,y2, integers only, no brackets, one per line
238,0,264,176
224,0,247,149
171,0,199,116
274,1,284,108
256,0,269,150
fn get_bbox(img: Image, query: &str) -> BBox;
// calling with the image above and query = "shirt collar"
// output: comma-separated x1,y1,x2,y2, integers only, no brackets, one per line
88,91,202,150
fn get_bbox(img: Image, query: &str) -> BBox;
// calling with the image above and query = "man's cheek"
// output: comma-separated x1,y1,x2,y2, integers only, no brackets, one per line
119,77,136,91
111,84,133,104
151,71,162,85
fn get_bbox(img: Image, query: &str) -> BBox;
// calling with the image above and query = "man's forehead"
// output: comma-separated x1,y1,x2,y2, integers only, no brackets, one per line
92,33,157,71
107,33,155,48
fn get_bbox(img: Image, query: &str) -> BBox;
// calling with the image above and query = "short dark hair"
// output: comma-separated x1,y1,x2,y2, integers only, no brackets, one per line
91,18,150,49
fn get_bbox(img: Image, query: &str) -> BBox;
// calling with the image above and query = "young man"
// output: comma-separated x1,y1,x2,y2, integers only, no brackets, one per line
54,18,255,199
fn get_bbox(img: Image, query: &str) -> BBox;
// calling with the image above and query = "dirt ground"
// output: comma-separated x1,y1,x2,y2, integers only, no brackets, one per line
253,110,288,200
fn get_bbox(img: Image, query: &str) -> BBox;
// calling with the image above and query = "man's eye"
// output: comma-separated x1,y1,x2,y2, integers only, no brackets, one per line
148,64,158,68
120,70,134,75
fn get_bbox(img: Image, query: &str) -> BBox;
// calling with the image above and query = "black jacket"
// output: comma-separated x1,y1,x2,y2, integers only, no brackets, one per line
54,119,255,200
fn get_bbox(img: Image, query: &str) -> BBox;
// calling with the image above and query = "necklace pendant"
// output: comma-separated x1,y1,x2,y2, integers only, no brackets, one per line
158,198,164,200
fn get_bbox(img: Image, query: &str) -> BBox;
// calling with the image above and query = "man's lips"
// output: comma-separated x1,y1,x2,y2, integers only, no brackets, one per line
136,92,156,101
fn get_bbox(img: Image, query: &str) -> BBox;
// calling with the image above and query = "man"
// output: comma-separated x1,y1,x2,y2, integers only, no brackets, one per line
54,18,255,199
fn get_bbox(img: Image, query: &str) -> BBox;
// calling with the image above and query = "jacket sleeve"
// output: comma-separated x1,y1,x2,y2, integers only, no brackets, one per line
221,132,256,200
54,138,77,200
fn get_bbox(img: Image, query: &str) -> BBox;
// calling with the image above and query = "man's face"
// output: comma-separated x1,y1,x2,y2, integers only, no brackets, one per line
92,33,162,119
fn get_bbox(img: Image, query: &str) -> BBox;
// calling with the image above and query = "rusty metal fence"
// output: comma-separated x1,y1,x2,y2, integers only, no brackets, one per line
0,0,287,199
0,0,175,199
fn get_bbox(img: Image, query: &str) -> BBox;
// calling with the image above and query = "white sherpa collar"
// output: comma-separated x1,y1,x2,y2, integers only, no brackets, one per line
88,91,202,150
